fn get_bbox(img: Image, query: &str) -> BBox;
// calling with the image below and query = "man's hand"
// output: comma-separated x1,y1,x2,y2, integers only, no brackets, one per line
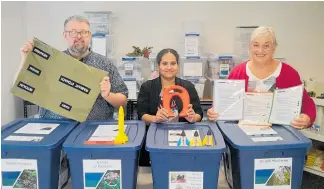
291,113,311,130
14,40,35,83
20,40,34,61
100,76,111,98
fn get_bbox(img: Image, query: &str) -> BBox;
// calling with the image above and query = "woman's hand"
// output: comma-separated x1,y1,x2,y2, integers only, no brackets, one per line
185,104,196,123
207,108,219,122
291,113,311,129
154,106,169,123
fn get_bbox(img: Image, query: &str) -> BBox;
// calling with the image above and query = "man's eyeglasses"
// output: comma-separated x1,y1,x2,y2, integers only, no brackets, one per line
65,30,90,38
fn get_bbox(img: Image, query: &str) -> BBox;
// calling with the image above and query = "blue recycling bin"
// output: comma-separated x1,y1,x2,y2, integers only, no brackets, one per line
1,118,78,189
216,121,312,189
63,120,146,189
146,122,226,189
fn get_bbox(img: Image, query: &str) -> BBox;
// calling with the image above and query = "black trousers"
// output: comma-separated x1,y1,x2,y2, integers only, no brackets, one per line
139,125,151,166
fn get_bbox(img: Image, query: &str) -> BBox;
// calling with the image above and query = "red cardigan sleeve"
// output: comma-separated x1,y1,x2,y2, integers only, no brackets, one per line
302,88,317,124
278,63,317,125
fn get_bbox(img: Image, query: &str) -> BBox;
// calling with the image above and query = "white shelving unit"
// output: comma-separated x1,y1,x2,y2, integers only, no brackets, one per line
304,167,324,177
301,98,324,177
300,129,324,142
312,97,324,106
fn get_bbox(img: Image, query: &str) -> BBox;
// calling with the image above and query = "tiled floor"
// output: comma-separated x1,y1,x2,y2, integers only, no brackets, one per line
64,166,231,189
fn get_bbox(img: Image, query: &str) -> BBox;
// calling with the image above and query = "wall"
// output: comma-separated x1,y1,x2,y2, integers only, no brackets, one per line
1,1,324,123
1,2,26,124
23,1,324,82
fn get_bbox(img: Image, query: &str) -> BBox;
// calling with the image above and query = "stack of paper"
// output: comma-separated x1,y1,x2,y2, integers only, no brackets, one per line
213,79,304,126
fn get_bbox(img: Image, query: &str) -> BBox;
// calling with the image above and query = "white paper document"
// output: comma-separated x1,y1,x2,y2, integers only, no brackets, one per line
4,135,44,142
183,62,203,77
83,159,122,189
185,34,199,57
239,125,278,136
88,125,127,141
92,36,106,56
14,123,60,135
2,159,39,189
213,80,245,120
169,171,203,189
124,80,137,99
240,92,273,125
254,158,292,189
269,85,303,125
251,136,284,142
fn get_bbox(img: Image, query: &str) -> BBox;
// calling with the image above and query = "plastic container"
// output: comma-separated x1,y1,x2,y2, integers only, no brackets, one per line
1,118,78,189
63,120,146,189
146,122,226,189
216,121,312,189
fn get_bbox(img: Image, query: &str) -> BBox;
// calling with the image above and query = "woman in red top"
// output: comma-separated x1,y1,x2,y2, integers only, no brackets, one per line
207,26,316,129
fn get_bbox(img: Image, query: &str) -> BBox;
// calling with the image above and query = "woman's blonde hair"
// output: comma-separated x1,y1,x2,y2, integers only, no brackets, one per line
251,26,278,47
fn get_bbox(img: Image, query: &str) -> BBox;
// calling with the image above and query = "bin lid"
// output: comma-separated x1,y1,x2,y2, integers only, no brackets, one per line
63,120,146,152
1,118,78,150
146,122,226,153
216,121,312,150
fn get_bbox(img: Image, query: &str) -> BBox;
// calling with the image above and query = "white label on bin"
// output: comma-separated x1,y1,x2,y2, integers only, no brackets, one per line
83,159,122,189
4,135,44,142
251,136,284,142
124,63,134,71
254,158,292,189
1,159,39,189
14,123,60,135
183,62,203,77
169,171,203,189
220,64,230,77
185,35,199,57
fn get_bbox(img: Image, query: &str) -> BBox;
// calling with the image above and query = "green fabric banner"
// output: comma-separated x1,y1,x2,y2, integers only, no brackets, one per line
11,37,108,122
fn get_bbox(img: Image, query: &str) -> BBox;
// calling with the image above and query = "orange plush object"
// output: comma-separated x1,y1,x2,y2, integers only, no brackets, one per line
162,85,190,117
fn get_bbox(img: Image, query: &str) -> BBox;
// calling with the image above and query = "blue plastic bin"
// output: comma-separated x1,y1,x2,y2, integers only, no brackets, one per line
63,120,146,189
216,121,312,189
1,118,78,189
146,122,226,189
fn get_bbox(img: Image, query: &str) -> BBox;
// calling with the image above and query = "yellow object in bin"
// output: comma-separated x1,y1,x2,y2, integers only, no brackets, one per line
190,131,202,146
114,106,128,144
203,129,214,146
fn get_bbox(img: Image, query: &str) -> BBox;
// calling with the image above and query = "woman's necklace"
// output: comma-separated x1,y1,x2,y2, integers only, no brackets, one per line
161,82,175,97
162,81,175,89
